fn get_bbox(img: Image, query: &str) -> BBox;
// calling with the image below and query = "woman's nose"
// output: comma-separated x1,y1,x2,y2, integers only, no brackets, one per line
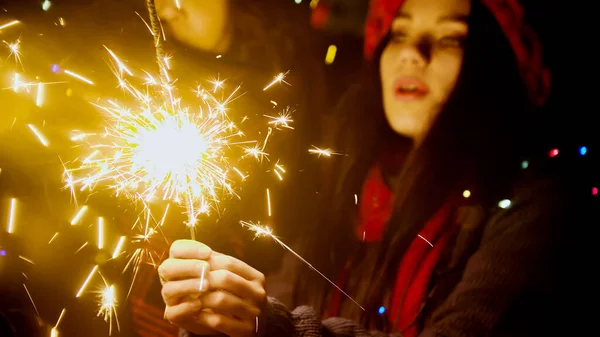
397,44,427,67
397,36,432,67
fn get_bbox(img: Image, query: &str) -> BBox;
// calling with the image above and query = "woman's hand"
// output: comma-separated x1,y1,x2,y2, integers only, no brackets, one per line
158,240,266,337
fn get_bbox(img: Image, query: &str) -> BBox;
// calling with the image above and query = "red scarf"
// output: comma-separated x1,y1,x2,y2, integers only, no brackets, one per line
327,165,458,337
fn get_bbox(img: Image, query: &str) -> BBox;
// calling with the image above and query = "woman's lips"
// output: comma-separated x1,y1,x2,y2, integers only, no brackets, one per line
393,77,429,101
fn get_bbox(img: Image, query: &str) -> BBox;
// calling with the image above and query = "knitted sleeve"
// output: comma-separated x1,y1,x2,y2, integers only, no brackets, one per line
419,178,565,337
257,297,402,337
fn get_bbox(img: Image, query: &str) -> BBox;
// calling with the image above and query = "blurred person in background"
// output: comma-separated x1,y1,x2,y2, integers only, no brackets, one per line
158,0,580,336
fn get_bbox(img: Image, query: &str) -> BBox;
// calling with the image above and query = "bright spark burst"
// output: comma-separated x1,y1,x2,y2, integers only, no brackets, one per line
263,71,290,91
64,48,272,234
97,285,120,335
240,221,365,311
308,145,340,158
4,39,23,66
265,109,294,130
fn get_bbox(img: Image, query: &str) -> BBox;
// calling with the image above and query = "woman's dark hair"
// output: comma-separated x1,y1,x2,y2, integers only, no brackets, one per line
293,0,537,329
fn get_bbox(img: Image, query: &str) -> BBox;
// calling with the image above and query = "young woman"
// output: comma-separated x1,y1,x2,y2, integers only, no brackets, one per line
158,0,567,336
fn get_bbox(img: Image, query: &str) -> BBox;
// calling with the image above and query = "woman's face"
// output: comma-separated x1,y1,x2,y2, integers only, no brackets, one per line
380,0,471,141
155,0,231,53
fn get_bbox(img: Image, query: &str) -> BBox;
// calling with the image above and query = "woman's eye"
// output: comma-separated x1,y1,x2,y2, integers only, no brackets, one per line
390,31,408,43
438,36,465,48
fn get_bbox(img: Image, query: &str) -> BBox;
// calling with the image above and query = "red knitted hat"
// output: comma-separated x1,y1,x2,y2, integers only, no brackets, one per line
364,0,551,106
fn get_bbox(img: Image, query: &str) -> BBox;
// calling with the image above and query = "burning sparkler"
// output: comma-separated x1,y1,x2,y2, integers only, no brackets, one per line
64,30,291,240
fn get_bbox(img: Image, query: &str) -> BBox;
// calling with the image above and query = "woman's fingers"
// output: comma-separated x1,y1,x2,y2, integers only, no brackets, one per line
161,277,209,306
169,240,212,260
197,311,256,337
164,299,203,325
210,252,265,283
158,258,209,282
200,290,261,320
207,269,266,305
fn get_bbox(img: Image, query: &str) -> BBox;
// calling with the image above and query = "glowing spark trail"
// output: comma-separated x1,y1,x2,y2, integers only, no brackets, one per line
55,308,66,328
48,232,59,244
7,198,17,233
112,236,126,259
36,82,44,106
0,20,20,31
76,265,98,298
70,205,88,225
19,255,35,265
28,124,49,147
266,189,272,217
241,221,364,311
98,217,104,249
23,284,40,318
308,146,341,158
64,69,94,85
263,71,290,91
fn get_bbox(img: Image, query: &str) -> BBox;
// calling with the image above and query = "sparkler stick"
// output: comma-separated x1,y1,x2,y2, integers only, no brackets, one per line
146,0,168,83
241,221,365,311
